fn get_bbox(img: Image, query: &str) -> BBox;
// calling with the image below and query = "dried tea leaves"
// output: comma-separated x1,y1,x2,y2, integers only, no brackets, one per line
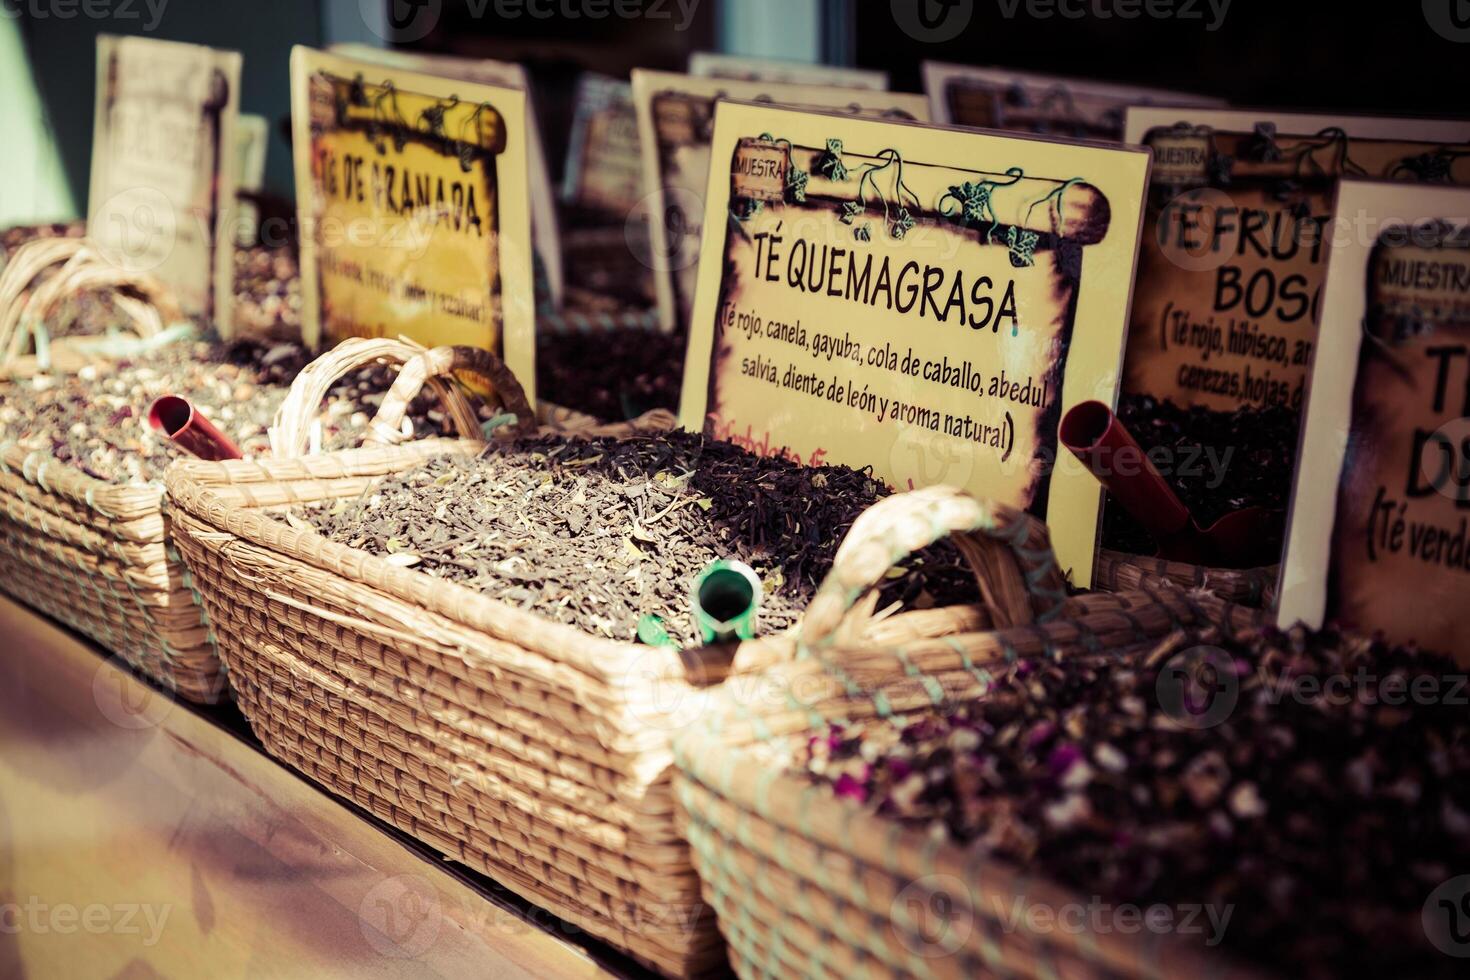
797,625,1470,977
1102,393,1298,556
232,244,303,340
305,430,978,645
535,327,685,421
0,339,458,486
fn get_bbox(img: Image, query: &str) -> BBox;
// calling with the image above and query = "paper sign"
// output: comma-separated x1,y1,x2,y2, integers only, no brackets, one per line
559,73,656,311
633,71,929,334
923,62,1218,142
329,43,563,309
1123,108,1470,147
679,102,1152,584
290,47,534,399
1279,181,1470,662
232,113,269,247
690,52,888,91
89,35,241,329
1122,109,1470,423
562,73,644,218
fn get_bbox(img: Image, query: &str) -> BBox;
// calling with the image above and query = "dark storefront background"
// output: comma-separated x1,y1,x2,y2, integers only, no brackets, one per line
9,0,1469,216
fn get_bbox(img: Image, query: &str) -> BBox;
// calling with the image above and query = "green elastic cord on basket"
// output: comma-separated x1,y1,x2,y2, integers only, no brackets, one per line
790,496,1063,747
941,636,993,688
692,795,782,976
771,784,877,976
66,321,197,360
747,768,795,972
960,847,1010,974
114,562,178,669
685,496,1079,975
26,319,196,372
1010,865,1066,980
480,412,519,439
772,784,830,973
168,540,220,653
894,646,946,707
884,832,945,980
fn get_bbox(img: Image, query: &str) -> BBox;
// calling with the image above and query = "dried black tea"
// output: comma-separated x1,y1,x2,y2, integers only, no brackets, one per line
0,220,85,259
1101,394,1297,556
535,327,685,421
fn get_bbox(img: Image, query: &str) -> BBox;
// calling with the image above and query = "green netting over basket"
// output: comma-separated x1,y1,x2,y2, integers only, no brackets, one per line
673,487,1265,980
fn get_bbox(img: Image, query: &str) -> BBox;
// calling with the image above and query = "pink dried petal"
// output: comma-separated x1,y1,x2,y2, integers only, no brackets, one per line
1047,743,1083,778
834,773,868,803
1025,720,1057,750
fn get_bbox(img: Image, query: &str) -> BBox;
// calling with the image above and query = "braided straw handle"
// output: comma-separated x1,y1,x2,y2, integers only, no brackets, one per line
799,485,1069,648
269,337,483,459
0,237,184,372
365,345,536,446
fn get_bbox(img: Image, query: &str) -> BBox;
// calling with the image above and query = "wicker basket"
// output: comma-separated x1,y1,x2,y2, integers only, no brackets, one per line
0,332,525,703
1094,549,1278,606
0,237,219,695
0,237,188,380
163,347,1183,976
673,488,1266,980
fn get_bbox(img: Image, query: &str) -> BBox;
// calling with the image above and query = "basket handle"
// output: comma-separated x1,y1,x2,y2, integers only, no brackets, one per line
0,238,186,373
363,344,537,448
798,485,1069,648
269,337,482,459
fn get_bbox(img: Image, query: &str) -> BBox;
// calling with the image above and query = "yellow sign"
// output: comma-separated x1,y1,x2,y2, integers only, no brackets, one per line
679,102,1152,584
290,48,535,400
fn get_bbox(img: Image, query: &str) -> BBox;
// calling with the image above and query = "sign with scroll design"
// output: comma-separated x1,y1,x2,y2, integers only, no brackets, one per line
679,102,1152,583
690,52,888,91
290,48,534,397
1122,108,1470,424
923,62,1218,142
329,43,563,311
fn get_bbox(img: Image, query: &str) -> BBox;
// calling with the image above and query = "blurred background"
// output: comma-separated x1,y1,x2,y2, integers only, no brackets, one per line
4,0,1467,227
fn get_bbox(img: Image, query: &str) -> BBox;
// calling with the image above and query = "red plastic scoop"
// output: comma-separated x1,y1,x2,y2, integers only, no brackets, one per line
147,396,243,462
1060,400,1281,568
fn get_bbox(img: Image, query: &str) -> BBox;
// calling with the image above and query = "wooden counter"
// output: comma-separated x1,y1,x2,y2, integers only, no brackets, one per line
0,594,648,979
